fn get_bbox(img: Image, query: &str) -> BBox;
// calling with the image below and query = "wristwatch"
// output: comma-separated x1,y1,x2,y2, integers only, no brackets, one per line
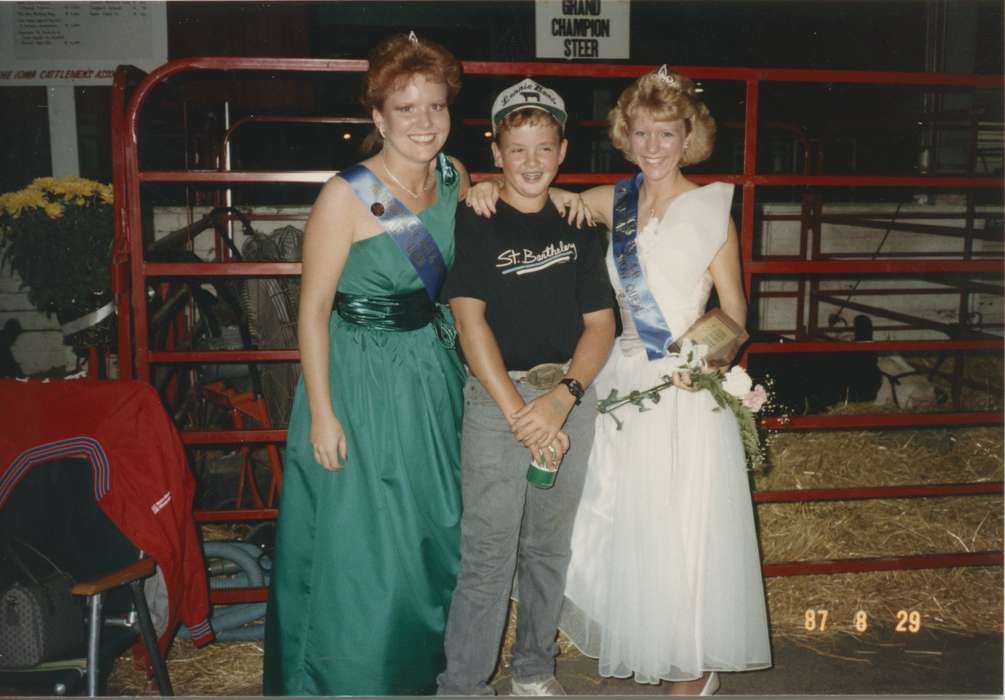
559,377,585,406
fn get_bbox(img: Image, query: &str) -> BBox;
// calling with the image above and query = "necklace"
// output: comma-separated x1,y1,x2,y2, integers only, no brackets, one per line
381,152,433,200
643,189,680,221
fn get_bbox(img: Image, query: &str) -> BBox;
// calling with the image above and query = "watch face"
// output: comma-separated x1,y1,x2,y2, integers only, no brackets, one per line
562,378,584,399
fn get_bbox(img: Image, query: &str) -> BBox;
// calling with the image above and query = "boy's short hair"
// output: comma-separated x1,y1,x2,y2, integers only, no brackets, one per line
494,107,565,142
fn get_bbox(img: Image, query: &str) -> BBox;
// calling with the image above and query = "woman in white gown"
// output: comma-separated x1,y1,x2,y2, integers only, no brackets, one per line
560,67,772,695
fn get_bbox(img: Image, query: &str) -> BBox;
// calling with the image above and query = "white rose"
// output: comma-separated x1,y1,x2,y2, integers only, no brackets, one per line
689,341,709,369
661,351,689,375
721,366,753,399
672,338,707,370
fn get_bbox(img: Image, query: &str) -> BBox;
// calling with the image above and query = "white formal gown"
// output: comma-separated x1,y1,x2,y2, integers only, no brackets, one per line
561,182,772,683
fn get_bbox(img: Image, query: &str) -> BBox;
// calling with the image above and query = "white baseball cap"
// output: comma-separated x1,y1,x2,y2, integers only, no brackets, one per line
491,78,568,134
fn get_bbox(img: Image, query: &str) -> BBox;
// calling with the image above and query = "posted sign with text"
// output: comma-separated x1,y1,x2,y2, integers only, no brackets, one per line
535,0,630,60
0,1,167,85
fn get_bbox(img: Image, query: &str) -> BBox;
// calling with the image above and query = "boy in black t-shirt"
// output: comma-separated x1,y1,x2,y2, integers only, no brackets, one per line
437,79,615,696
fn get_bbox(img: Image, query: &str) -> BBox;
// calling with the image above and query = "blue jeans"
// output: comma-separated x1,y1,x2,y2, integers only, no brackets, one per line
437,376,596,696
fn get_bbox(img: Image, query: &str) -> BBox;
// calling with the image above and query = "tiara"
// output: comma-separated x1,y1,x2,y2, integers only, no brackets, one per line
408,30,419,45
653,65,682,91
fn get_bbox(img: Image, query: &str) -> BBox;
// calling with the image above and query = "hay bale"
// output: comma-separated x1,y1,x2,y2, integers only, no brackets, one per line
753,355,1003,640
108,640,264,696
200,523,253,541
766,567,1003,640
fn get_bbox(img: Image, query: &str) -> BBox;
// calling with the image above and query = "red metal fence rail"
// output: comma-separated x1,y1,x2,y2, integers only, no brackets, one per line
113,59,1004,597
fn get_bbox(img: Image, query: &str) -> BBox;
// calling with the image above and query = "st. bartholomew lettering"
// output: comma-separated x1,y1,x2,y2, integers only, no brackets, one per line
496,241,578,275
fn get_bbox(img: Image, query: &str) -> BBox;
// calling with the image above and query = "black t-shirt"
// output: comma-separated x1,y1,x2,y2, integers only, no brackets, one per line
444,200,613,371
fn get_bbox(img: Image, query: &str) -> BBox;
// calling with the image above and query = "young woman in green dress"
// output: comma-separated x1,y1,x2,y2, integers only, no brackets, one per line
263,33,471,696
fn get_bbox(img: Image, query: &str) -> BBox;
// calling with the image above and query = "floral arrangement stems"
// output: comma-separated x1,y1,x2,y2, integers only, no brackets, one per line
596,339,768,470
597,375,674,431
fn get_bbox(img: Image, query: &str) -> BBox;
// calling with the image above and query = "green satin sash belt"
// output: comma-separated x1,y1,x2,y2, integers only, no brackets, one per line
335,290,457,348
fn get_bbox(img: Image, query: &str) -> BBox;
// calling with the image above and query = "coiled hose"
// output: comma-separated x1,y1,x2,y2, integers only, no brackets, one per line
177,541,271,641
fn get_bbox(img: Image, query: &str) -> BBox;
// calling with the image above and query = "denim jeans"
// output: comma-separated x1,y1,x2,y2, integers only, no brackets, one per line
437,375,596,696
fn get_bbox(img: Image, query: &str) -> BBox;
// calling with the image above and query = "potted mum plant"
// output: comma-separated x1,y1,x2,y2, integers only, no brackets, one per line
0,176,115,355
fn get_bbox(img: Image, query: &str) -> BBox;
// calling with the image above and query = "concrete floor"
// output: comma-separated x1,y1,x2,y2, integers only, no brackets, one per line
497,629,1004,696
3,628,1000,696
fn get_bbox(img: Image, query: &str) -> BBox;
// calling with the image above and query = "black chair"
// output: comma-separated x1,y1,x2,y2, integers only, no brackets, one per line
0,458,172,696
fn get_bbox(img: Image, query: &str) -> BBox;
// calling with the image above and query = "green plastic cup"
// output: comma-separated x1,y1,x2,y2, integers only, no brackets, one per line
527,458,558,489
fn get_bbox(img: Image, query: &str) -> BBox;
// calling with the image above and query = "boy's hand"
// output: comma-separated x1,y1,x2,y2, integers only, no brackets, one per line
529,431,570,470
464,178,502,217
510,387,576,448
548,188,594,228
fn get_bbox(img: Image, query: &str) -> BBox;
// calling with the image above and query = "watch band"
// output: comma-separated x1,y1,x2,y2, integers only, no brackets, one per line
560,377,584,405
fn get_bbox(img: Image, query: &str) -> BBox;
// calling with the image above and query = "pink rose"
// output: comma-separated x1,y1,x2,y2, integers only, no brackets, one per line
742,384,767,412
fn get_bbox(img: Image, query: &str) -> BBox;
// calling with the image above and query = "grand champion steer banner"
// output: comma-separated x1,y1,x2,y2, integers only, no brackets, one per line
535,0,630,60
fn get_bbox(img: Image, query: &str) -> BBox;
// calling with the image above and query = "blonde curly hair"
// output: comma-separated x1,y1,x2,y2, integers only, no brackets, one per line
608,69,716,167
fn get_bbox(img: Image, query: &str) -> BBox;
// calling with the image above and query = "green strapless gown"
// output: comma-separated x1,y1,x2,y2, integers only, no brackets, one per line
264,163,464,695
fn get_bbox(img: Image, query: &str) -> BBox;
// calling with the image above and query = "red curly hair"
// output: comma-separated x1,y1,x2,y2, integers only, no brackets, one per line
361,33,462,112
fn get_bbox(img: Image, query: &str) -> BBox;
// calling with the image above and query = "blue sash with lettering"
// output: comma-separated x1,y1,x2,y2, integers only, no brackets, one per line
338,159,449,302
611,174,674,361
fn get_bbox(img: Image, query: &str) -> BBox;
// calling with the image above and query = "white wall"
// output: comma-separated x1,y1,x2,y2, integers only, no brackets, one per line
757,202,1003,340
0,267,77,375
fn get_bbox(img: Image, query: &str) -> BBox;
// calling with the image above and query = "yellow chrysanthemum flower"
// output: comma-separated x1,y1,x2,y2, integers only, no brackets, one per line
30,176,58,190
1,177,113,220
0,189,47,218
44,202,65,219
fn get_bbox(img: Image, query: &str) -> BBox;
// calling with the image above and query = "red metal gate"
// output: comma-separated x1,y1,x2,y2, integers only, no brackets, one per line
111,59,1003,604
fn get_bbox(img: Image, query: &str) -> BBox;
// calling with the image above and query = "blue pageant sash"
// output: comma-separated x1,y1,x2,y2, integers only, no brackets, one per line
611,174,674,361
338,159,449,302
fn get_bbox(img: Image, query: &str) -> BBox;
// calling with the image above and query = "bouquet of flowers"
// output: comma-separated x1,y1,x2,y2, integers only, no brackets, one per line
0,177,115,353
597,339,768,469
